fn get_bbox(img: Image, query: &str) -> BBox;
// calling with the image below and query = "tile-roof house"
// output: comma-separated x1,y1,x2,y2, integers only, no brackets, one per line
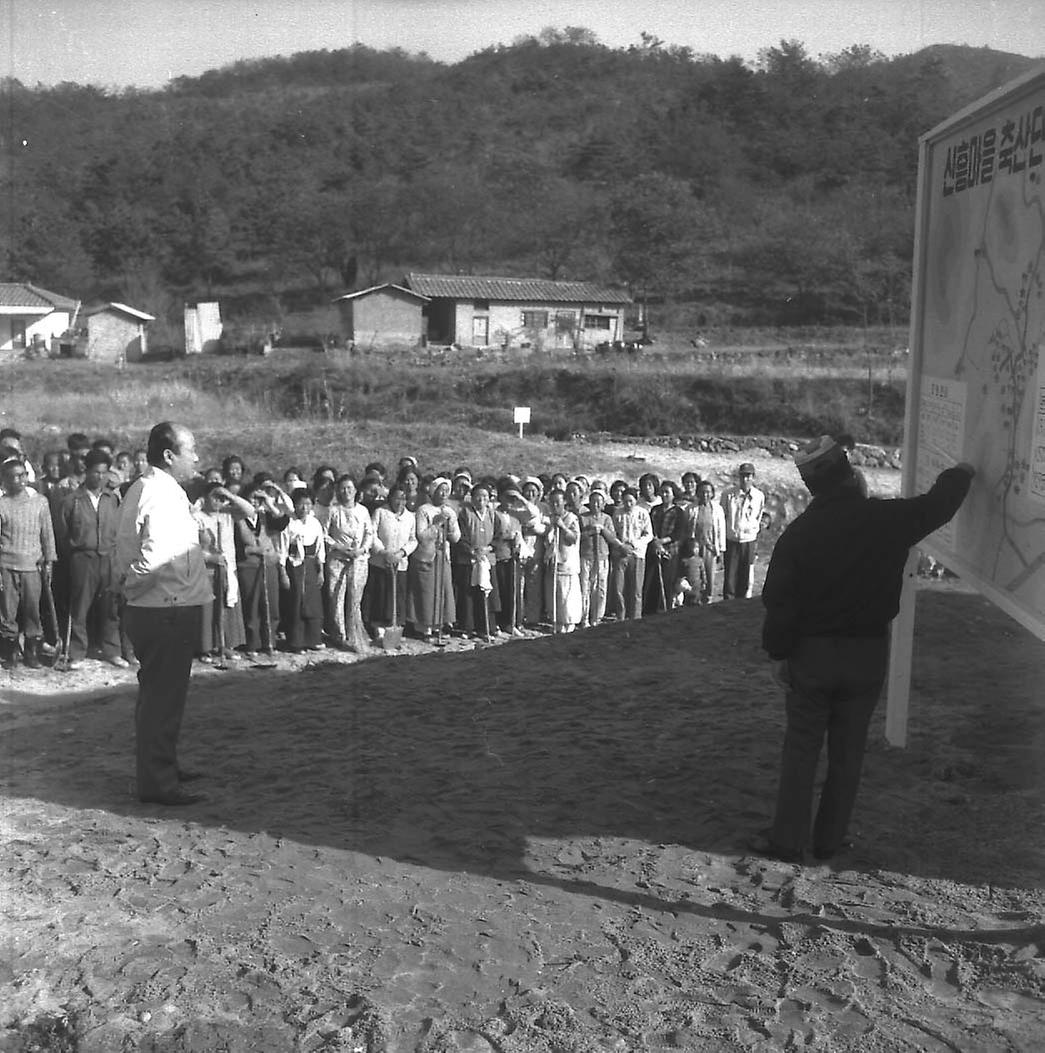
0,282,79,358
403,273,631,350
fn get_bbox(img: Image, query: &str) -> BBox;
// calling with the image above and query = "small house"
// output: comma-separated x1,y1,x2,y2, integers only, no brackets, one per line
331,284,430,348
83,302,156,362
0,282,79,359
404,273,631,350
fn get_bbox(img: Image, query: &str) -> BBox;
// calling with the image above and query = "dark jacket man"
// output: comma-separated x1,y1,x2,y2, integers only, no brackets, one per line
57,448,127,668
755,435,975,863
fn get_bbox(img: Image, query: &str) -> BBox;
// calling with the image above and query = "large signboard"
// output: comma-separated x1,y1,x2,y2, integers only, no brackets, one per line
908,66,1045,642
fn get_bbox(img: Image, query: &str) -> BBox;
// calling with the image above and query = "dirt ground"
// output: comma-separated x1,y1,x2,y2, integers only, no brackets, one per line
2,449,1043,1052
2,575,1044,1051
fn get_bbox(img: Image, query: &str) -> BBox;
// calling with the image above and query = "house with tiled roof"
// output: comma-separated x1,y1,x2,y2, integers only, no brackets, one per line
0,282,79,358
404,273,631,351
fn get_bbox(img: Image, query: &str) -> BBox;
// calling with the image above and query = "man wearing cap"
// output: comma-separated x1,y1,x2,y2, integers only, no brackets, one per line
721,462,765,600
56,448,127,670
753,435,975,863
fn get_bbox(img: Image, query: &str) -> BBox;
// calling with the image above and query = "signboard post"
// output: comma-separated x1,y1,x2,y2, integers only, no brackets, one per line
887,64,1045,746
514,406,531,440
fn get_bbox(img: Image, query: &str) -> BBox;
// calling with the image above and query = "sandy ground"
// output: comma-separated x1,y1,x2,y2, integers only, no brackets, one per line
3,450,1044,1052
2,575,1044,1051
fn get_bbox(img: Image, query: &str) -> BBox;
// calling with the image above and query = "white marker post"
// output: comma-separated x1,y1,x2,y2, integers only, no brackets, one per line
514,406,530,439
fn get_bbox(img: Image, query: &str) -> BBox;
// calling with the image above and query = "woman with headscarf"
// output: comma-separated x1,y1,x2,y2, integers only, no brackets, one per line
407,477,460,641
452,482,498,639
519,476,550,627
367,484,417,642
644,480,688,614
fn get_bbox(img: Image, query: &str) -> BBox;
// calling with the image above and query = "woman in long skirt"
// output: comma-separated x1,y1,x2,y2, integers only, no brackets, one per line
194,484,247,661
407,477,460,640
644,480,688,614
283,489,326,651
368,485,417,641
543,489,582,633
519,477,549,626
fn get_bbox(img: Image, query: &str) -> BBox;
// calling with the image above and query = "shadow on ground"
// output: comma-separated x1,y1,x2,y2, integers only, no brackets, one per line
3,590,1044,905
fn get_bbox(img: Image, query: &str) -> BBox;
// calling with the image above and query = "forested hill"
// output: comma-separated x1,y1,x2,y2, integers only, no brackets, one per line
2,34,1039,334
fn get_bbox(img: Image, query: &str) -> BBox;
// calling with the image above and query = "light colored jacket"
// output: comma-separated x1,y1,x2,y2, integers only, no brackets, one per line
114,468,212,607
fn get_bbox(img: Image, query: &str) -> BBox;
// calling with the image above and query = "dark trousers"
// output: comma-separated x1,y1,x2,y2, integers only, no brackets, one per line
124,605,202,800
238,560,279,651
610,555,644,620
451,562,497,636
771,635,888,856
495,558,522,631
722,539,756,599
67,551,121,660
0,567,42,640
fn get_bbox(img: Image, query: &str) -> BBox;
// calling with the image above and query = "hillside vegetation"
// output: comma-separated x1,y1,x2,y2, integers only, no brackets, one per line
2,35,1036,342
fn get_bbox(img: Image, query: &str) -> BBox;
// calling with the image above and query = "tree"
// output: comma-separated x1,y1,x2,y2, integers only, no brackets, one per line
609,173,706,303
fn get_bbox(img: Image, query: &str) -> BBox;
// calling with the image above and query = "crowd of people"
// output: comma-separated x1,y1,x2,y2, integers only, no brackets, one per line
0,424,769,670
2,420,978,864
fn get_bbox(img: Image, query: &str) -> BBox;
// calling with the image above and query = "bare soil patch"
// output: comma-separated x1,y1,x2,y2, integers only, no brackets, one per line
2,584,1043,1051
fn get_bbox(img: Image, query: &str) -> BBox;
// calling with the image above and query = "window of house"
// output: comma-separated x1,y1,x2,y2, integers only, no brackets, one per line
583,314,613,330
555,310,577,332
522,310,549,329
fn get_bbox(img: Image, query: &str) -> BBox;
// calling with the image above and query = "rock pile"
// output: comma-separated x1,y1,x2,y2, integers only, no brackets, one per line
580,432,903,468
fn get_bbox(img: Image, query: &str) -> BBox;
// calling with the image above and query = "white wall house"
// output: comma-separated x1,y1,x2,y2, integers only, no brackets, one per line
0,282,78,358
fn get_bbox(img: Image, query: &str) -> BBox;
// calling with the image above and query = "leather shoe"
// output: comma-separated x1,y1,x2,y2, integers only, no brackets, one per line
139,788,207,806
177,768,206,783
747,835,803,864
105,655,131,669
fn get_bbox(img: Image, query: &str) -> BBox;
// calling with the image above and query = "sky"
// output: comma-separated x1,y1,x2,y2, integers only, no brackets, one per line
3,0,1044,90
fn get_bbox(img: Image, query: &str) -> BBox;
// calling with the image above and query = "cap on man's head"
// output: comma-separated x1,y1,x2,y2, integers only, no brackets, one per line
794,435,845,474
738,462,756,476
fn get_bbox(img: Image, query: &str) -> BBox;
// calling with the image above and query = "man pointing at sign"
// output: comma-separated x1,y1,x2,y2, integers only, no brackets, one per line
752,435,975,864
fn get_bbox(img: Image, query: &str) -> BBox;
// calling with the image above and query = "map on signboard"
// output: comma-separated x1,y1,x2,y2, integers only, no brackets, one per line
915,69,1045,639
